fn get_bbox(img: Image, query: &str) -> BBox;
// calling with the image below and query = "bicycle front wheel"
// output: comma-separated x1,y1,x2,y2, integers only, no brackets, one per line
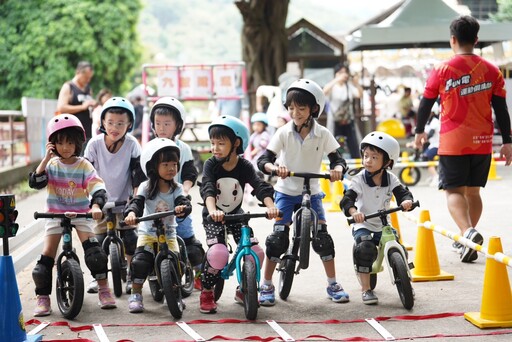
56,259,84,319
109,242,123,297
181,259,195,298
298,210,312,270
388,250,414,310
278,257,295,300
214,278,225,302
242,259,258,320
161,258,185,319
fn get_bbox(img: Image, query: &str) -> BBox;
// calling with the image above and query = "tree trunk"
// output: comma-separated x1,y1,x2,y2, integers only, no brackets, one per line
235,0,289,113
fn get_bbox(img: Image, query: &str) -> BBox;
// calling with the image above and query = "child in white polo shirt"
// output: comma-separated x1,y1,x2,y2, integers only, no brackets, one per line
257,79,349,306
340,131,414,305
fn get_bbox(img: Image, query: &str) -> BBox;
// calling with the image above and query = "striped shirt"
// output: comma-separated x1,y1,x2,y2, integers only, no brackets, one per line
45,157,106,213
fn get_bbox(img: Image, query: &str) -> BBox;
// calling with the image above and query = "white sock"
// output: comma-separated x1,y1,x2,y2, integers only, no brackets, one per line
262,279,273,286
327,277,336,285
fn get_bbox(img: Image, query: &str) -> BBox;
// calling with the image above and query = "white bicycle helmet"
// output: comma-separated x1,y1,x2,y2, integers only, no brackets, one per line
140,138,181,177
286,78,326,117
149,97,186,134
360,131,400,168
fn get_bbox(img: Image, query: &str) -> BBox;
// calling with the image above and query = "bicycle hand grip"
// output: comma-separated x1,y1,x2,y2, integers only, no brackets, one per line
346,200,420,225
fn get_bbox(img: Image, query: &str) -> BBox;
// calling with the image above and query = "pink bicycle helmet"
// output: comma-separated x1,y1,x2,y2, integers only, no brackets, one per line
47,114,86,140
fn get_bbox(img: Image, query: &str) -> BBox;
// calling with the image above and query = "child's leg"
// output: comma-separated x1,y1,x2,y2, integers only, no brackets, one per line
127,240,154,313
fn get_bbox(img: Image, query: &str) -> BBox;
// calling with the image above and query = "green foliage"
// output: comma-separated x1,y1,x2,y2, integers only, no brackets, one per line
0,0,142,109
491,0,512,22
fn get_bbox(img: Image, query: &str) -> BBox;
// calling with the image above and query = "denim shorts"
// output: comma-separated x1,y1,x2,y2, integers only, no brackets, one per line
274,191,326,225
352,227,382,245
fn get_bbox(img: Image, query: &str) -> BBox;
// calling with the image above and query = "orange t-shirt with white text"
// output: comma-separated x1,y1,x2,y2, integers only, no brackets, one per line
423,54,506,155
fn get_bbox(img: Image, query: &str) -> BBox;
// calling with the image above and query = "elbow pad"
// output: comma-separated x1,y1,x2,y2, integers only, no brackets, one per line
90,189,107,209
29,171,48,190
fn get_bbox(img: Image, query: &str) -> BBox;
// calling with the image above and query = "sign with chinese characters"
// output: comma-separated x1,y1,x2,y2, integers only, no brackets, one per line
180,68,212,99
156,69,179,97
214,67,238,98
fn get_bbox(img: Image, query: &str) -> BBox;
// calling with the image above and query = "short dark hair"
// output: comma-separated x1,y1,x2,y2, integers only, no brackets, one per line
284,89,317,115
76,61,93,72
49,126,85,157
450,15,479,46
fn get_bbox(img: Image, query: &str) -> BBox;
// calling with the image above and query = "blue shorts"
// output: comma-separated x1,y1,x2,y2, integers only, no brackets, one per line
177,215,194,239
352,228,382,245
274,191,326,225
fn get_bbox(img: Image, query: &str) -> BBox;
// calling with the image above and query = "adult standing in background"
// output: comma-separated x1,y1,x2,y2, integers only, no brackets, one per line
323,64,363,159
57,61,96,142
414,15,512,263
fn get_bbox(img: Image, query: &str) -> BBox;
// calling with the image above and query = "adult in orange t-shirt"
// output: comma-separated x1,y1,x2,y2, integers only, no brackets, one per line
414,15,512,263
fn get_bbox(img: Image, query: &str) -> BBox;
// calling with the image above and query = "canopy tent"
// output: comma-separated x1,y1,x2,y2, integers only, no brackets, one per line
346,0,512,51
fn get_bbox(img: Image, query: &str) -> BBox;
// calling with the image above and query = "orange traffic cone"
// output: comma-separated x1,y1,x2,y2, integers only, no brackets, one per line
0,256,42,342
465,236,512,328
390,211,412,251
411,210,454,282
328,180,344,212
487,157,501,180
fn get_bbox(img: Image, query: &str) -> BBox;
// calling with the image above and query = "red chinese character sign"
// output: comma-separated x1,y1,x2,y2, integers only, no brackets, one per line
214,67,238,98
156,69,179,97
180,67,212,100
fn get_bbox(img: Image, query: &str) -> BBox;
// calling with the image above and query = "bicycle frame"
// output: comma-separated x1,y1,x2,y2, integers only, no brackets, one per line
220,225,261,288
372,226,411,285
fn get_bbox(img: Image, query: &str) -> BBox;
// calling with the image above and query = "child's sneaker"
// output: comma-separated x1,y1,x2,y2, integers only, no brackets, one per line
258,284,275,306
362,290,378,305
199,290,217,313
98,288,117,309
33,295,52,317
128,293,144,313
326,282,349,303
461,228,484,263
87,279,98,293
234,286,244,304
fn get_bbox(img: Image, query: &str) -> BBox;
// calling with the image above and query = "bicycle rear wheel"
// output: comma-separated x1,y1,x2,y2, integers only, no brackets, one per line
181,259,195,298
109,243,123,297
161,258,185,319
56,259,84,319
298,210,312,270
242,259,258,320
388,250,414,310
278,257,295,300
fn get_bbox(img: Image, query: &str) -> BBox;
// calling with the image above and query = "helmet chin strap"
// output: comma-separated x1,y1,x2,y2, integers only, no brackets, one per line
293,115,313,134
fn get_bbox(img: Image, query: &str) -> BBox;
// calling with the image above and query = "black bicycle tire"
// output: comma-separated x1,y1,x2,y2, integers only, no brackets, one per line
398,167,421,186
278,257,295,300
214,278,225,302
370,273,377,290
149,271,164,303
388,250,414,310
161,258,185,319
299,209,312,270
109,243,123,298
56,259,84,319
242,259,258,320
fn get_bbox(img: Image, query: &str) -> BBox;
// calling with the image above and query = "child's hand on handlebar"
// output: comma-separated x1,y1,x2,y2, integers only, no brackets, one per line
266,207,281,219
401,200,413,211
174,205,188,217
209,209,225,223
124,212,137,226
90,205,103,220
329,168,343,182
351,211,365,224
272,165,289,179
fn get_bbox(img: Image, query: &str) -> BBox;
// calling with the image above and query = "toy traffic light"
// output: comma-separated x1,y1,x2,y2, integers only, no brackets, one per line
0,194,18,238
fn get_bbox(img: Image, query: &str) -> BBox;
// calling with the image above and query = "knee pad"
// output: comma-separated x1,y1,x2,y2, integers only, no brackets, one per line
184,236,205,267
353,237,378,273
83,237,108,280
265,224,290,263
32,255,54,296
206,243,229,270
312,226,335,261
130,248,154,283
121,229,138,256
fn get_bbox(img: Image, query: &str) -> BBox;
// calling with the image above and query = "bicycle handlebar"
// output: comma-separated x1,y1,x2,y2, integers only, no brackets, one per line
346,200,420,225
34,212,93,220
206,210,283,224
103,200,128,211
289,172,332,179
119,205,192,227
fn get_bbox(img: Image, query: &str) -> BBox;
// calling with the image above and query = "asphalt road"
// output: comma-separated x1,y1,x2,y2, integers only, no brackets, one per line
7,165,512,341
